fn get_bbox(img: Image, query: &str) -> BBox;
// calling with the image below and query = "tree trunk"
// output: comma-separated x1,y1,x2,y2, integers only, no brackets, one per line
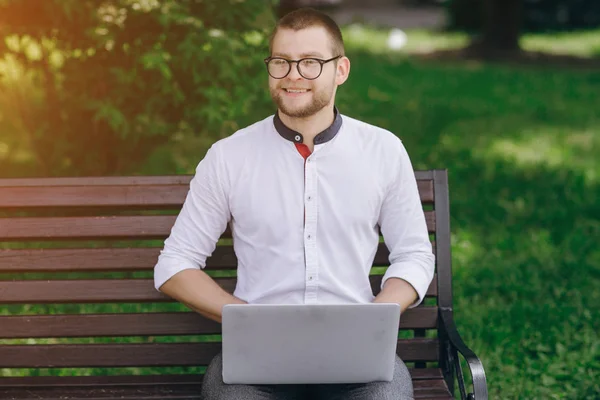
480,0,522,52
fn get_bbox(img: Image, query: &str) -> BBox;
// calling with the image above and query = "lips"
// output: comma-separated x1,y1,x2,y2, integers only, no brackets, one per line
283,88,310,93
281,88,311,99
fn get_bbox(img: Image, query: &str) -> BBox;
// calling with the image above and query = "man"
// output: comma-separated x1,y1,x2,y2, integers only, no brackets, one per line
154,7,435,400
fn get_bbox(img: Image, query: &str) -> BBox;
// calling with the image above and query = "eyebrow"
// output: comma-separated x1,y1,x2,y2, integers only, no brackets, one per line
272,52,326,58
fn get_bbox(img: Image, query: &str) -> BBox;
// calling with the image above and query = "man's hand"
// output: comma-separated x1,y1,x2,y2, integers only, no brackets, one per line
159,268,247,323
373,277,418,312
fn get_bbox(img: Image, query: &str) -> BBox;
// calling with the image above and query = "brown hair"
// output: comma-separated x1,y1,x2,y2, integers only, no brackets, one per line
269,8,345,57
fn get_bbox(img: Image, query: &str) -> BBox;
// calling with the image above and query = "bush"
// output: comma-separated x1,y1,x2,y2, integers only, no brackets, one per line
0,0,275,177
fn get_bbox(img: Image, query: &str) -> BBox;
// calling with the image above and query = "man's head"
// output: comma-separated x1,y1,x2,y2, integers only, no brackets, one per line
267,8,350,119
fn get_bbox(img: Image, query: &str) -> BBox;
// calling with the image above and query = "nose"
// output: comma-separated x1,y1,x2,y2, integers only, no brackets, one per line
287,61,303,80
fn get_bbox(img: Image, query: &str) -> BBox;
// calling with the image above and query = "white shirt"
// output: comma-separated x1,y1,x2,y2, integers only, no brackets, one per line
154,112,435,308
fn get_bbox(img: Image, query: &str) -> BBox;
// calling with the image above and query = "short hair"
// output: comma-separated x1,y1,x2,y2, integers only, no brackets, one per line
270,8,345,57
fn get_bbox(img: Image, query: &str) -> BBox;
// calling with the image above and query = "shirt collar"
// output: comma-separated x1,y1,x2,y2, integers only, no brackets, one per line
273,107,342,145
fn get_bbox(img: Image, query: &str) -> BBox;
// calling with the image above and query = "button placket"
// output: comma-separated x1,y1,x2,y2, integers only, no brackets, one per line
303,155,319,304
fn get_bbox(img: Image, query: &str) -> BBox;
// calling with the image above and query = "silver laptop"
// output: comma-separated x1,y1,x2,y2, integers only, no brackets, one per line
221,303,400,384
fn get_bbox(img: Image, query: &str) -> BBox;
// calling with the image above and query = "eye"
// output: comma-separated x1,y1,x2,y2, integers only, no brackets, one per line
301,59,319,66
271,59,288,66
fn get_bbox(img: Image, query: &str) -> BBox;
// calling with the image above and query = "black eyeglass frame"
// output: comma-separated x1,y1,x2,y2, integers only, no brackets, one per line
264,55,342,80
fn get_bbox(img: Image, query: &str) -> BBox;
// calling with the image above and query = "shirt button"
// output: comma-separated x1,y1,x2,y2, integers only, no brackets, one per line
308,276,313,281
307,196,312,201
307,235,312,240
295,135,301,142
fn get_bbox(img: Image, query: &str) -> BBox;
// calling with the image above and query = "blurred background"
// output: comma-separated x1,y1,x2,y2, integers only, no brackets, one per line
0,0,598,398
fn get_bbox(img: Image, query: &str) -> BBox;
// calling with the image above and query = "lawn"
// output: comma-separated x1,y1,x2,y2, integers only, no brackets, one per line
334,27,600,399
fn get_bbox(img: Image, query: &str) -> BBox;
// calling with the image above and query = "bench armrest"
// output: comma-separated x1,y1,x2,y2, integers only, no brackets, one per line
439,308,488,400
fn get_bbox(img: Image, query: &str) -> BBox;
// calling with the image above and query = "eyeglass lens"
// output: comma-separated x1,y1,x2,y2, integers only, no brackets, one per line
268,59,323,79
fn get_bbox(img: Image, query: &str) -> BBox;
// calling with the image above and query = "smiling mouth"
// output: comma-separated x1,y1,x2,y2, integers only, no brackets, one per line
283,88,311,93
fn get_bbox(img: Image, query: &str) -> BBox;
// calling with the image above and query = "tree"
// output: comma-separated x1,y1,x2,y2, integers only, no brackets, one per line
449,0,523,54
478,0,523,52
0,0,275,177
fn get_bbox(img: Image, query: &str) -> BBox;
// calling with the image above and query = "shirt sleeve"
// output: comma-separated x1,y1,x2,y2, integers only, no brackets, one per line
153,143,231,291
378,140,435,308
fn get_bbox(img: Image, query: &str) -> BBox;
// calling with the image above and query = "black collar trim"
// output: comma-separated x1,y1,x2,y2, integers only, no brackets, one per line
273,107,342,145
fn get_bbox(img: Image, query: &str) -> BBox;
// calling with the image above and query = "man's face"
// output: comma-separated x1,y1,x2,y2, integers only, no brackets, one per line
268,26,345,119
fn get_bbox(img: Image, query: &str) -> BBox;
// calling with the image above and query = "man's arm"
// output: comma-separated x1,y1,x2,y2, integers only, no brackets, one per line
154,144,244,322
373,277,417,312
160,269,246,323
375,140,435,312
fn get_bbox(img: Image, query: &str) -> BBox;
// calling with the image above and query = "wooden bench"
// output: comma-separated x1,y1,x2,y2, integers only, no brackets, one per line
0,170,488,400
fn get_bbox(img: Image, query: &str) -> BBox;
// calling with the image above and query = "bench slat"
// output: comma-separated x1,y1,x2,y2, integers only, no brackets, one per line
0,372,451,400
0,339,439,368
0,172,435,187
0,185,187,209
0,242,436,272
0,215,177,241
0,369,445,386
0,387,451,400
0,307,438,338
0,247,237,272
0,386,203,400
0,384,452,400
0,276,438,304
0,212,435,241
0,176,194,187
0,177,435,207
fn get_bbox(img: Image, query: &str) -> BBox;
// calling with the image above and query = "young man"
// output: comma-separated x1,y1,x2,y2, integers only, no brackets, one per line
154,8,434,400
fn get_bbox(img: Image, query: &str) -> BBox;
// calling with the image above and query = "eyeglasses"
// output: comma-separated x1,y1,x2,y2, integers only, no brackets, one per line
264,56,341,80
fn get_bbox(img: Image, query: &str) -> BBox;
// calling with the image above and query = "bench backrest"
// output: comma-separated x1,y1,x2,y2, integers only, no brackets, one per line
0,170,452,375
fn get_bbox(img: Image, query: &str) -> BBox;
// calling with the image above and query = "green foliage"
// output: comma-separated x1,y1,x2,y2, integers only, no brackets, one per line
0,0,275,176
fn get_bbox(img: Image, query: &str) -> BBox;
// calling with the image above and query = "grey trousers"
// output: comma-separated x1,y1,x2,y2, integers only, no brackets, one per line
200,352,414,400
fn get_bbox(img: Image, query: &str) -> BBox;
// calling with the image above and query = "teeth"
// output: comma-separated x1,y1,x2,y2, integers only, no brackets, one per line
286,89,308,93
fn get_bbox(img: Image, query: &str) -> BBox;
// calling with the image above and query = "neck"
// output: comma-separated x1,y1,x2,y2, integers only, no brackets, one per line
278,105,335,151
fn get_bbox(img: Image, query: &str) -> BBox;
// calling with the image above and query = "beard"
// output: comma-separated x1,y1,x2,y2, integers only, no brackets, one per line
270,84,334,119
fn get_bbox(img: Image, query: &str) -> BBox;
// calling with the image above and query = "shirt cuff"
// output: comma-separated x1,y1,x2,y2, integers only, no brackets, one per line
153,254,201,291
381,260,434,308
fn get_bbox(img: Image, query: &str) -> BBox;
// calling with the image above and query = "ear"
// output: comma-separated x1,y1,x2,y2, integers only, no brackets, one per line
335,56,350,86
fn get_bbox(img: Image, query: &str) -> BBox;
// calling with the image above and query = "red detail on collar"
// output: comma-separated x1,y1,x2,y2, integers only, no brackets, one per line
294,143,312,160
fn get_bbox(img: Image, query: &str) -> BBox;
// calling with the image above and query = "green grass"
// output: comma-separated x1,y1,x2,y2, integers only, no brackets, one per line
521,30,600,58
342,25,600,58
333,27,600,399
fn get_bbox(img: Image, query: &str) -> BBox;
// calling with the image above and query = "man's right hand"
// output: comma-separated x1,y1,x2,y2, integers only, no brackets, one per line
158,268,247,323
